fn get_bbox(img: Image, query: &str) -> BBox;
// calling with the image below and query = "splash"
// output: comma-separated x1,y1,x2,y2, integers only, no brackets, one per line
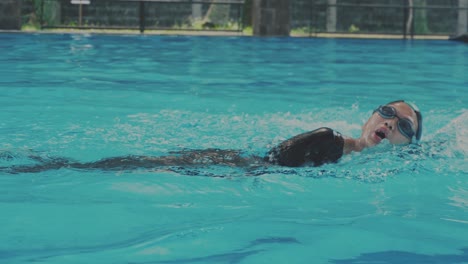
427,109,468,173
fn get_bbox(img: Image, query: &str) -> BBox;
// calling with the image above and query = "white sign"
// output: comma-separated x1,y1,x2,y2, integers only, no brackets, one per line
71,0,90,4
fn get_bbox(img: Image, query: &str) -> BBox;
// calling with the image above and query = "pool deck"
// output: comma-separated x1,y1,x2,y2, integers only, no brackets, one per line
1,29,451,40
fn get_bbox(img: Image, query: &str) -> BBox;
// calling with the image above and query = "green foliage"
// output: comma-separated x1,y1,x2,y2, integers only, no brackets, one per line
21,23,40,31
190,19,206,30
348,24,360,33
21,0,41,30
243,26,253,35
291,27,315,35
21,0,62,29
171,18,241,31
414,0,431,34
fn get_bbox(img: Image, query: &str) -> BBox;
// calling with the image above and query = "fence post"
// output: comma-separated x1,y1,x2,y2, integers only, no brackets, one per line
403,0,407,39
237,2,242,32
40,0,45,29
410,4,414,39
308,1,313,37
191,0,202,21
458,0,468,36
78,4,82,26
139,1,145,33
252,0,290,36
404,0,414,39
326,0,337,33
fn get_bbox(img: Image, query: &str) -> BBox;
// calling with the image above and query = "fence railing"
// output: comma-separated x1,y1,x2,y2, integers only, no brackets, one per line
15,0,468,37
33,0,246,33
291,1,468,38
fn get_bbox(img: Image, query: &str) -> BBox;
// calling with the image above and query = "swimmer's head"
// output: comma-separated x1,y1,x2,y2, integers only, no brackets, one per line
361,100,422,147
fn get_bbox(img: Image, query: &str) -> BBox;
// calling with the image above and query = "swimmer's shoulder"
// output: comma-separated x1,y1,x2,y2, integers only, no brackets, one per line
267,127,345,167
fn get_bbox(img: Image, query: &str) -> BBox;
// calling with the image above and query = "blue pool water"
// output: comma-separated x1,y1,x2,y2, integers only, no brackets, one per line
0,33,467,263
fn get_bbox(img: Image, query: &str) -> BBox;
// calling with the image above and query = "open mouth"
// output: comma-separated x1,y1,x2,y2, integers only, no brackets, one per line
376,130,386,139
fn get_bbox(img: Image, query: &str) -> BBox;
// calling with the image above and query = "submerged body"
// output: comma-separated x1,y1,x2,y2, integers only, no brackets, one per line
2,127,343,174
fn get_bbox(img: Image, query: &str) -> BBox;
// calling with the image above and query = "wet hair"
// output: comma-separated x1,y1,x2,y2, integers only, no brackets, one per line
386,100,423,143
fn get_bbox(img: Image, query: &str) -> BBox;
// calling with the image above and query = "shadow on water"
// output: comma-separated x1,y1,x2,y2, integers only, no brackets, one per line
141,250,264,264
0,236,299,264
331,248,468,264
137,237,300,264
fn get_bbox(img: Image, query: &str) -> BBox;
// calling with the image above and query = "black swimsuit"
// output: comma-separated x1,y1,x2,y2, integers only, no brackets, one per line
1,127,345,174
266,127,345,167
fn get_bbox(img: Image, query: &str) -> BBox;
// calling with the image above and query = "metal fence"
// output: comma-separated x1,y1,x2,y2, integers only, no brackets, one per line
291,0,467,37
16,0,468,37
28,0,246,32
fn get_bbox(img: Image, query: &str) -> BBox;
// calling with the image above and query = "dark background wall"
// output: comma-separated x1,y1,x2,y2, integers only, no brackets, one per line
0,0,22,30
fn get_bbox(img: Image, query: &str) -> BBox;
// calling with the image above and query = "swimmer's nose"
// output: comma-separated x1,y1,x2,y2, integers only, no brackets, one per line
384,122,393,130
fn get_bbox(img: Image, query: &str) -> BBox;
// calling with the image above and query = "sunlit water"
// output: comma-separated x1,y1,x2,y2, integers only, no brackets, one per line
0,33,467,263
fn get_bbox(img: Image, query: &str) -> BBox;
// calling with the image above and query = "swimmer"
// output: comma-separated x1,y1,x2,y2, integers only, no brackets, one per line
268,99,422,166
1,100,422,174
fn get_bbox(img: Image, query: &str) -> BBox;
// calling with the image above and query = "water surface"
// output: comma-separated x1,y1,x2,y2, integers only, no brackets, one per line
0,33,467,263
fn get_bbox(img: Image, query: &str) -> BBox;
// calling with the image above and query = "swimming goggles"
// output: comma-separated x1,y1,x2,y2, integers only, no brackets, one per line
374,105,416,140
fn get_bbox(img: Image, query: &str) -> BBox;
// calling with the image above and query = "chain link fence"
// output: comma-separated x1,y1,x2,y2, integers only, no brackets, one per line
21,0,246,32
292,0,466,37
9,0,468,37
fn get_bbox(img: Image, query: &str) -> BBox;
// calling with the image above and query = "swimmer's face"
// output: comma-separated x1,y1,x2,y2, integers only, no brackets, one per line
361,102,419,147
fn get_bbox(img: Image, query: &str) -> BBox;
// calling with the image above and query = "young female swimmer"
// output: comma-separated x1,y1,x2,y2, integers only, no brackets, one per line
2,100,422,173
268,100,422,166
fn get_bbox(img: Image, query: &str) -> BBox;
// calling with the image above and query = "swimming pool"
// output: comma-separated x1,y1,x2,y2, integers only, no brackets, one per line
0,33,467,263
